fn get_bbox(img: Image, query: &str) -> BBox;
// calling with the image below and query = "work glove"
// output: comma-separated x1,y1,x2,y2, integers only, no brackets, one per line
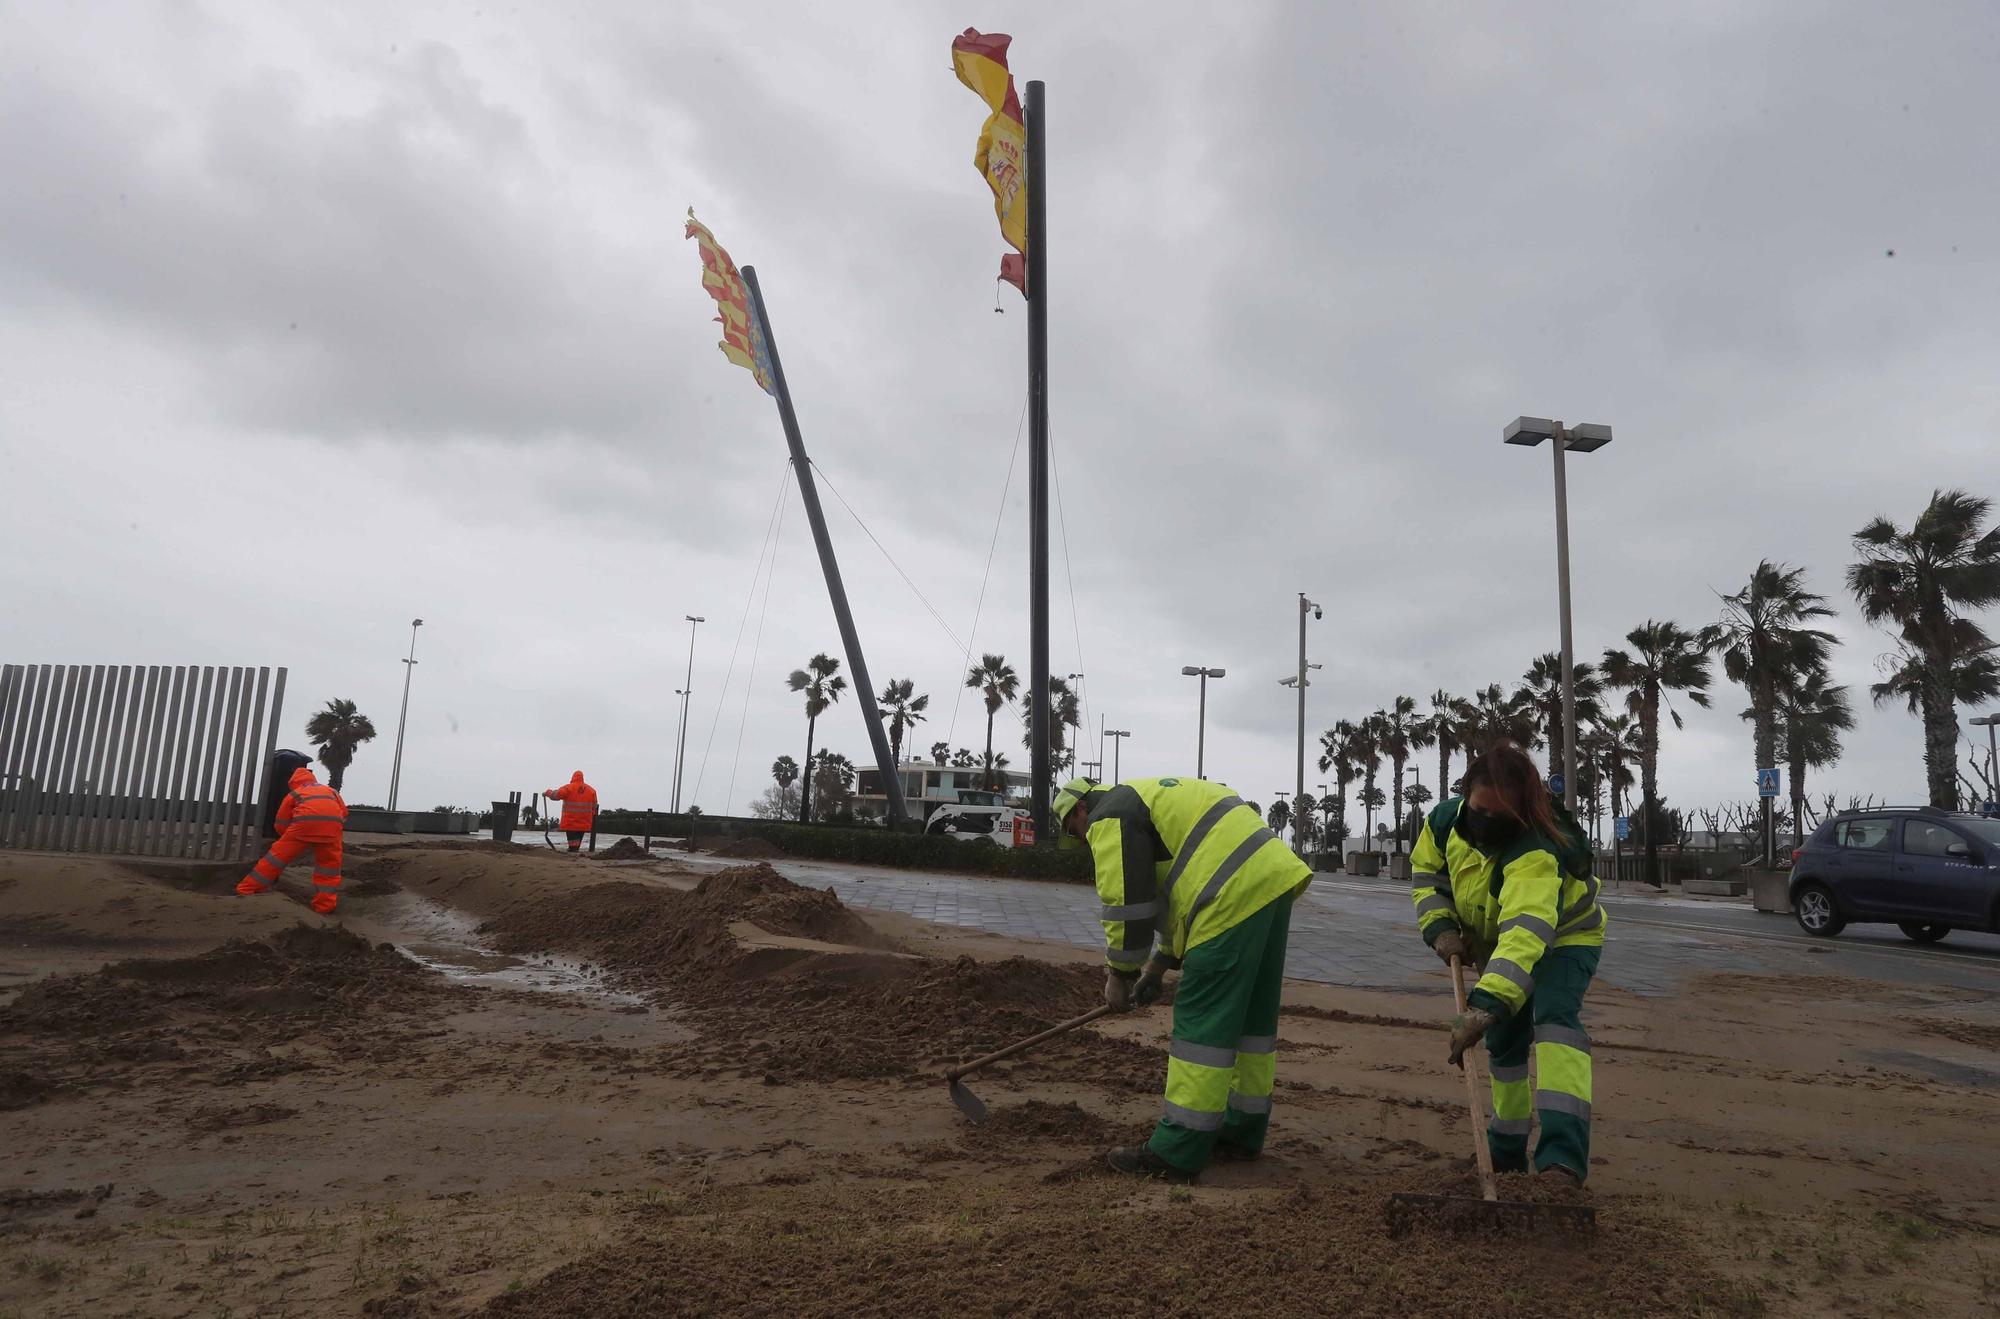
1133,956,1172,1007
235,877,266,896
1447,1007,1498,1069
1431,928,1469,967
309,893,339,917
1104,969,1139,1012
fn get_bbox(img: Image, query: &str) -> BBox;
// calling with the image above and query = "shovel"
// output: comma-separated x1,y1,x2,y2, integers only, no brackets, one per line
945,1004,1115,1124
1386,957,1596,1234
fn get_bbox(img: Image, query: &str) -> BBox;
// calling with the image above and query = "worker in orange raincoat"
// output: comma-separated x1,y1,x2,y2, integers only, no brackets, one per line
237,766,347,914
545,771,598,855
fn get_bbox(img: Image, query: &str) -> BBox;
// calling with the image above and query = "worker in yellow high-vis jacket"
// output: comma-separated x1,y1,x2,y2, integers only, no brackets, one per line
1053,775,1312,1180
1409,741,1606,1182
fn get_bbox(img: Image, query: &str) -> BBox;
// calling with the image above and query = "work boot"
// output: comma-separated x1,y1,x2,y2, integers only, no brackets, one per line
1105,1146,1193,1182
235,877,267,896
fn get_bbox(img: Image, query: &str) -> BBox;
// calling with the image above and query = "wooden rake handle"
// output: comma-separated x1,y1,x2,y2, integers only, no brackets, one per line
1452,956,1499,1202
945,1004,1115,1082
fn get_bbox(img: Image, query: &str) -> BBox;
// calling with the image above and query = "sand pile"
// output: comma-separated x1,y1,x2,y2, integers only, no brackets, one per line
481,866,1152,1087
591,837,650,861
0,925,467,1104
478,1177,1740,1319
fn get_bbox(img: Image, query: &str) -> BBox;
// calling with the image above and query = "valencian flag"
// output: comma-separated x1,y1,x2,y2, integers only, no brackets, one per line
684,209,774,394
951,28,1027,293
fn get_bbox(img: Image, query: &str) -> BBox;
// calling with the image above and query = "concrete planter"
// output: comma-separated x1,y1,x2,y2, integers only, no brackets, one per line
1388,853,1413,881
345,808,418,834
1346,851,1382,878
1749,868,1793,914
1684,878,1747,897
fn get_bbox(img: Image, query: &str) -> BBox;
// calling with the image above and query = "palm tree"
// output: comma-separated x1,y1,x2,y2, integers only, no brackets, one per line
1020,675,1082,773
1266,798,1292,836
1375,696,1422,855
786,654,846,823
1602,621,1720,888
1717,560,1837,802
304,699,376,792
1351,714,1386,849
1426,689,1473,797
1317,719,1362,852
929,740,952,765
1516,654,1608,781
1463,683,1535,756
964,653,1020,790
1403,781,1435,847
1770,666,1854,849
771,755,798,790
1847,490,2000,809
877,678,929,768
1580,714,1641,847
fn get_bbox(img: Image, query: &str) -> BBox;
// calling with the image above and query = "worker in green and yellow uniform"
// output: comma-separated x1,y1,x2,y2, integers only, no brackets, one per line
1409,741,1605,1182
1053,775,1312,1180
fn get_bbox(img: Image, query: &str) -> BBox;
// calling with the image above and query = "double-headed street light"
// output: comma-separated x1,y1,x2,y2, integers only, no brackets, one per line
1288,593,1323,850
1105,728,1131,783
1504,417,1613,817
1181,666,1226,778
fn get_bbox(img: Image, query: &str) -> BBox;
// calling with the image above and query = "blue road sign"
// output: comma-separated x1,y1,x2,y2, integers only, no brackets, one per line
1614,816,1631,841
1548,773,1565,797
1757,767,1780,799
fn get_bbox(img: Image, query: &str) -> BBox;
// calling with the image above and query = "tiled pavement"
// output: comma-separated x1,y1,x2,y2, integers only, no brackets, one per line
668,851,2000,999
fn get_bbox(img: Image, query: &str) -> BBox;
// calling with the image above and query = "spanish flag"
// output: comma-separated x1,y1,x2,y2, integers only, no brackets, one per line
951,28,1027,293
684,209,774,394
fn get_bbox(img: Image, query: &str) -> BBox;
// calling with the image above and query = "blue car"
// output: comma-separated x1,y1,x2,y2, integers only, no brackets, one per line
1789,806,2000,942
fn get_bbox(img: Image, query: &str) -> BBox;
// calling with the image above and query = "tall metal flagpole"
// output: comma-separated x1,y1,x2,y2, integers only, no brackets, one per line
1025,79,1052,844
739,266,909,826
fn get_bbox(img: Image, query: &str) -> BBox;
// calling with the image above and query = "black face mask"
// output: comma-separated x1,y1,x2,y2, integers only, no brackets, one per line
1461,805,1521,852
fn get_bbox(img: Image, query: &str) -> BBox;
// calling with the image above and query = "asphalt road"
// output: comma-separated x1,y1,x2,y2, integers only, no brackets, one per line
668,850,2000,998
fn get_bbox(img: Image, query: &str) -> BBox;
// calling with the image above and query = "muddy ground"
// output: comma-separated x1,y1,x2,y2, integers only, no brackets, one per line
2,841,1997,1317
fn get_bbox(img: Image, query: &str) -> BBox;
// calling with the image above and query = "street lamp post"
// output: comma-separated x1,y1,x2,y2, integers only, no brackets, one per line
671,615,705,813
1503,417,1612,817
1180,666,1226,778
1288,594,1322,848
387,618,423,812
1105,729,1131,783
1066,673,1086,776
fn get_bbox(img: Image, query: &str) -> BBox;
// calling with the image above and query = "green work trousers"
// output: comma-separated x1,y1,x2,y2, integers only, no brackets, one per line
1482,944,1600,1181
1147,893,1293,1173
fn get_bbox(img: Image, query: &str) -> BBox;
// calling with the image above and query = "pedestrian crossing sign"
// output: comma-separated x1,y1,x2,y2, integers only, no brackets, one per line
1757,768,1780,798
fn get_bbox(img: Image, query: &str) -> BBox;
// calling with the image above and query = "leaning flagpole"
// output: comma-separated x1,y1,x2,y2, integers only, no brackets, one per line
740,266,910,826
1024,79,1051,843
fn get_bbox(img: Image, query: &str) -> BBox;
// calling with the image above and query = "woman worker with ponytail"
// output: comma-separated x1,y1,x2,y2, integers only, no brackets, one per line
1407,741,1606,1182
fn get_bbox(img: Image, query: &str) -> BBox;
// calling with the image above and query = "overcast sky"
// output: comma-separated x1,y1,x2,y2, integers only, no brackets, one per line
6,2,1998,827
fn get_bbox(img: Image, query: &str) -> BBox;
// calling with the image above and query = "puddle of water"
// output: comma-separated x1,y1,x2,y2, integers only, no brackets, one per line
363,891,649,1008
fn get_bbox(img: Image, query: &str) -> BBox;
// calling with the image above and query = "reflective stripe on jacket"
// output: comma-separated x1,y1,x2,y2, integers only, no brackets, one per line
547,774,599,831
276,767,346,841
1086,777,1311,971
1408,796,1605,1017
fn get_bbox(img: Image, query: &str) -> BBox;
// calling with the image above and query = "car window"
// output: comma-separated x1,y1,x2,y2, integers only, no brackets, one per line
1834,818,1895,851
1959,818,2000,850
1904,820,1972,858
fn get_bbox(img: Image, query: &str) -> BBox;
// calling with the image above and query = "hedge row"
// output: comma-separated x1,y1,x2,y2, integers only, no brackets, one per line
584,809,1092,882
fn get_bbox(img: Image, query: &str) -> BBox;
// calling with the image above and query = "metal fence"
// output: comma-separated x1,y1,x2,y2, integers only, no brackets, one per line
0,664,288,860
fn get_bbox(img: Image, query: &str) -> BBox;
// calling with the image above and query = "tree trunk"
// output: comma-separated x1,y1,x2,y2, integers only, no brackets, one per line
1545,695,1561,779
889,725,903,770
1642,681,1662,889
983,707,997,791
1392,756,1405,854
1790,738,1807,851
1921,660,1960,810
327,758,345,792
1438,743,1451,800
801,718,817,824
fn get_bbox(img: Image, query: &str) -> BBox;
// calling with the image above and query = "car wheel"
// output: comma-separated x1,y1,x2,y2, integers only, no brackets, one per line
1897,921,1950,944
1792,883,1845,937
